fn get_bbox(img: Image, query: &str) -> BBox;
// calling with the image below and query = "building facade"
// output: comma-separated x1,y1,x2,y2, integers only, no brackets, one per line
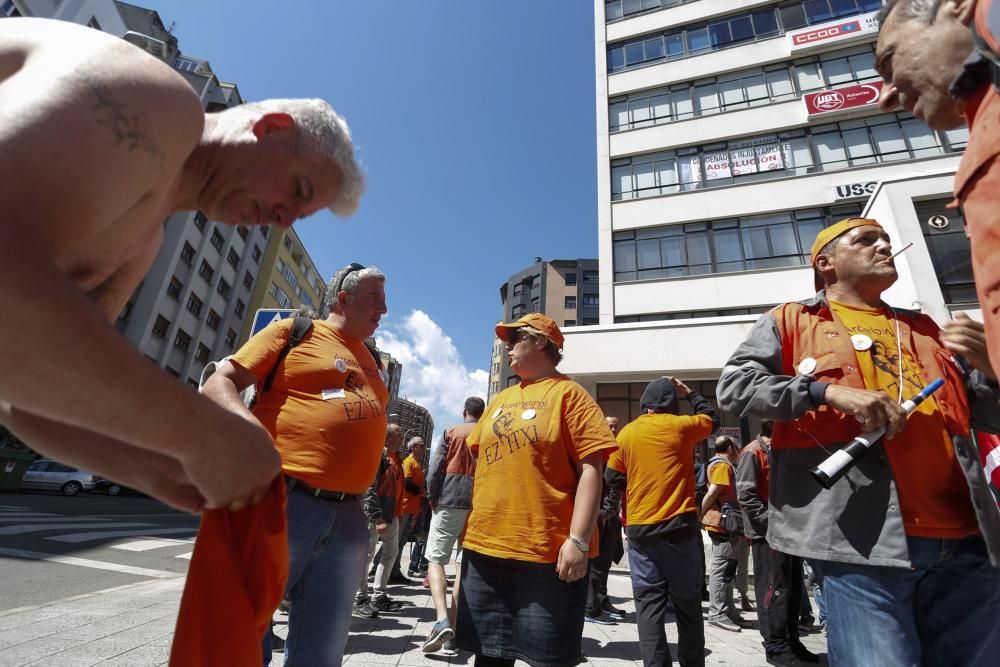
488,258,599,399
239,228,327,345
392,398,435,449
564,0,979,442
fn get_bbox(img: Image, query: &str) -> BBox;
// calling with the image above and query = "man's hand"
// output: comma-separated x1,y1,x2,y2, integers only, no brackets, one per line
824,385,907,437
375,519,388,536
555,539,588,583
941,313,997,380
669,376,691,398
177,416,282,512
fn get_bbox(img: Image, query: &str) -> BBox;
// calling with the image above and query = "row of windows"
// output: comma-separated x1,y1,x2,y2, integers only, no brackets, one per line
610,44,878,132
608,0,882,73
611,113,968,200
564,295,601,309
168,268,252,300
615,306,774,323
605,0,698,23
269,282,293,309
613,204,863,282
152,315,237,351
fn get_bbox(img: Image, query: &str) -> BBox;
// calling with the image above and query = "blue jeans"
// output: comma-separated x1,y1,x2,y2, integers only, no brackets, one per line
264,487,369,666
819,535,1000,667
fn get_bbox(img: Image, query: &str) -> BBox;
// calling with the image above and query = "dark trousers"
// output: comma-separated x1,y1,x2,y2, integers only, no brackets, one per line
585,517,622,616
750,540,773,642
629,529,705,667
762,546,803,656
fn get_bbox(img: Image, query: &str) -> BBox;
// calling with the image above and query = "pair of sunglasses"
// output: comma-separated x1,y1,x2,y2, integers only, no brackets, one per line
333,262,366,295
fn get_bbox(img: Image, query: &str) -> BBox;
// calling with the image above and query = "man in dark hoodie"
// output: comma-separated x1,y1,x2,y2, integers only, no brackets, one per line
606,377,718,667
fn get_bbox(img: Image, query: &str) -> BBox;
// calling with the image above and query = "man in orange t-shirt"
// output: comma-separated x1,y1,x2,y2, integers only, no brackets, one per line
718,218,1000,666
203,264,389,666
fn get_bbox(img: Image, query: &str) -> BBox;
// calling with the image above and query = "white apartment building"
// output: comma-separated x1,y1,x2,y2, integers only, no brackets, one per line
564,0,979,440
5,0,268,387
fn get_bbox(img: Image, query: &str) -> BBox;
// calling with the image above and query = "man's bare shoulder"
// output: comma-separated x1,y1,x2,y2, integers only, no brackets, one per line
0,18,204,240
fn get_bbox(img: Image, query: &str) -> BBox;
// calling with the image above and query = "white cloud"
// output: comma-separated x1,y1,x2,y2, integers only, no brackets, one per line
377,310,488,442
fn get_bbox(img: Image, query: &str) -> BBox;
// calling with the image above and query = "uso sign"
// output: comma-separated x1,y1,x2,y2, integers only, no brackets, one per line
803,80,882,117
788,11,879,53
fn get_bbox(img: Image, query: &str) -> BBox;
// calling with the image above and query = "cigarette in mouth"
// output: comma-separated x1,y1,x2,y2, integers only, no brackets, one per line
887,242,914,262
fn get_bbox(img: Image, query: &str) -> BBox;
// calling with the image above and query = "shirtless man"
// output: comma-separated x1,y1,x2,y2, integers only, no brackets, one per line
0,18,365,513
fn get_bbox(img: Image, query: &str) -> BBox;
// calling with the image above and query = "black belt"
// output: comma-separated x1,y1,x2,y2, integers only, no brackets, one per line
285,477,356,502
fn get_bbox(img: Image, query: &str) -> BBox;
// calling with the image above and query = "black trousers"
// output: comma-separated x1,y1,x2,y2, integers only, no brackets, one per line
760,544,803,656
585,517,622,616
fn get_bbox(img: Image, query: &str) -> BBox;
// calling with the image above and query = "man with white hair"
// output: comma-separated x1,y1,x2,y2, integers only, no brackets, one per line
204,263,389,664
0,18,364,514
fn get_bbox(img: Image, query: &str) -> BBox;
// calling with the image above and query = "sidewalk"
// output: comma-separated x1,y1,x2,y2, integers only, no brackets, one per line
0,559,827,666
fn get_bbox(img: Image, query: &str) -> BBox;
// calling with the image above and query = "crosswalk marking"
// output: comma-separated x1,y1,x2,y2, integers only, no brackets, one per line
175,552,193,560
46,527,198,543
110,538,194,552
0,522,153,535
0,516,108,524
0,546,181,579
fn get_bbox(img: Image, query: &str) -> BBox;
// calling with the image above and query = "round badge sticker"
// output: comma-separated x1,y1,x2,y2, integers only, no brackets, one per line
797,357,817,375
851,334,873,352
335,358,347,373
492,408,502,419
521,409,536,420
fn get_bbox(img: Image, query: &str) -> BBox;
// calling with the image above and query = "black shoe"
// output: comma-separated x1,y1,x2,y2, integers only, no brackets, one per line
352,598,380,619
791,642,820,663
741,595,755,612
728,615,752,629
584,613,616,625
371,595,403,613
602,603,626,619
269,627,286,652
766,652,804,667
701,588,710,602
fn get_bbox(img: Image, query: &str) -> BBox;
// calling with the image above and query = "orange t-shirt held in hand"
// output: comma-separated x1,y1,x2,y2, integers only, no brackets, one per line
169,476,289,667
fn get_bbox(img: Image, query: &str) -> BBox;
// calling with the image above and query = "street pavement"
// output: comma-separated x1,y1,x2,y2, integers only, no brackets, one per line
0,493,828,666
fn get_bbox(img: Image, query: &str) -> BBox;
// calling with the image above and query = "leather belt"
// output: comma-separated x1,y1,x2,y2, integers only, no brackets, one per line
285,476,356,502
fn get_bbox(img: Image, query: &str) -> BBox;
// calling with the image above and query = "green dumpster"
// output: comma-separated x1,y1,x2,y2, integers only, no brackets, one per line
0,448,36,492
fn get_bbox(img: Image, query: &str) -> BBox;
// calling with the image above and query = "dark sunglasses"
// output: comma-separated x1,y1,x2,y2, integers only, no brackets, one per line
333,262,366,296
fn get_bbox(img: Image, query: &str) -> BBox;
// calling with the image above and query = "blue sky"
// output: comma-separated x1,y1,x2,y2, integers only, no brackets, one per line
159,1,600,431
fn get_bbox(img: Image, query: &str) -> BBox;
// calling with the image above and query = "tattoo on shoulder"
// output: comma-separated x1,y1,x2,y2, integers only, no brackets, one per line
92,84,165,169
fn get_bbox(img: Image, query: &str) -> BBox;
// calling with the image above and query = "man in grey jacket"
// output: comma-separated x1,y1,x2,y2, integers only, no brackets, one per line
718,217,1000,666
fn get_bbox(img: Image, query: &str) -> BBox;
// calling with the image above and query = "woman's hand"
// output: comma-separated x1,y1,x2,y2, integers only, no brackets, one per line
555,539,588,582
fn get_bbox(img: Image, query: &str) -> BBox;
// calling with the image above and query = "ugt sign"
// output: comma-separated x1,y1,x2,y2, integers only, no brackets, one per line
788,11,879,52
804,81,882,116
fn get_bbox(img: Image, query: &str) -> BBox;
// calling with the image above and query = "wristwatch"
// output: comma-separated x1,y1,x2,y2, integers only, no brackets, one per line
567,535,589,554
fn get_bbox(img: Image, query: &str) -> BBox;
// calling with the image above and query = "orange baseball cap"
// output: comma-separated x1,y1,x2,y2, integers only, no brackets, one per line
810,217,883,291
495,313,565,350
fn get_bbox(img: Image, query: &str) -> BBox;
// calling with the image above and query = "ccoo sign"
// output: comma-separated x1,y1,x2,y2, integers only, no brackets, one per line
804,81,882,116
788,11,880,52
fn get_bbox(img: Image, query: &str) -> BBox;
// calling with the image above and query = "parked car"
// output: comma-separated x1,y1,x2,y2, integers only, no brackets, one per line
20,460,96,496
93,479,139,496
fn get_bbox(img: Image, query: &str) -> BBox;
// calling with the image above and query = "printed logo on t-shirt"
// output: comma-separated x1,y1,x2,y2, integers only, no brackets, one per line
841,322,923,399
484,400,545,465
333,354,386,422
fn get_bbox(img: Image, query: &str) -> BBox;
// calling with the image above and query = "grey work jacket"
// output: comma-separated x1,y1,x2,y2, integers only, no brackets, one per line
718,293,1000,568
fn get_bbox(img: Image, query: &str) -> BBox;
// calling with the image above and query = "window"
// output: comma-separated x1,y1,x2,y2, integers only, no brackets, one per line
259,225,269,238
613,204,862,281
609,44,878,132
583,295,600,307
279,259,300,294
193,212,207,232
530,297,540,313
583,270,599,283
185,293,203,317
237,225,249,239
612,112,954,200
210,229,224,252
916,199,977,305
167,276,183,300
565,296,577,309
565,272,577,286
512,304,526,318
206,309,221,331
283,236,292,251
235,299,246,319
180,241,195,266
225,328,237,348
513,282,524,296
243,271,254,289
607,1,881,73
605,0,697,23
252,245,262,264
152,315,170,338
564,320,576,327
195,343,211,364
198,260,214,283
174,329,192,353
217,278,231,298
268,282,293,309
616,305,774,323
1,0,21,17
531,275,540,289
227,248,240,269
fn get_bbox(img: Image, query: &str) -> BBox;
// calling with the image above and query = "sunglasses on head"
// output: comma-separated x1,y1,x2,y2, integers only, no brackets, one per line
333,262,366,296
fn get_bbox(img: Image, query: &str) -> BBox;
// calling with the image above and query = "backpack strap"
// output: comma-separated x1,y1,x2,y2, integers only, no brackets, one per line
261,317,313,394
363,340,384,371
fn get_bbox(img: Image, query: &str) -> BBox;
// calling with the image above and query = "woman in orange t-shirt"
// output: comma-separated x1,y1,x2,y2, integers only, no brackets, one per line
454,314,617,667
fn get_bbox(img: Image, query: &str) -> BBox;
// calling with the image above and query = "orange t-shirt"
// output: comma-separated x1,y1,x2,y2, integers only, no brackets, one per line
705,459,737,535
401,454,424,516
464,375,618,563
607,412,714,527
230,318,389,494
829,300,978,538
